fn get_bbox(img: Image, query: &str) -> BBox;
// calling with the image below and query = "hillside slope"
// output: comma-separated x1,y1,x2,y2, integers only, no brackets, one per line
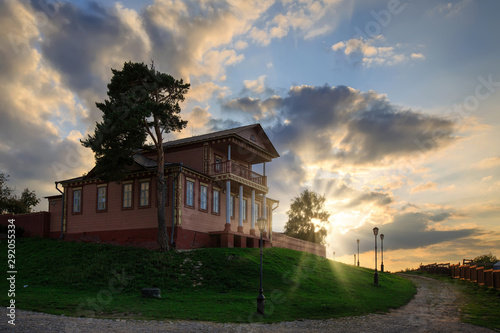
1,238,416,322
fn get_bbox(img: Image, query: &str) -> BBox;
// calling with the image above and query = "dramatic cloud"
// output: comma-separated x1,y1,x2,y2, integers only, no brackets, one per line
0,1,94,193
33,0,152,125
248,0,350,45
332,210,477,256
222,95,281,121
308,178,393,210
411,181,437,193
224,84,457,166
243,75,268,94
143,0,271,80
331,36,425,67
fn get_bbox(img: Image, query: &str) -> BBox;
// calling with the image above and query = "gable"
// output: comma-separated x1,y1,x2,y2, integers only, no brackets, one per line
235,125,279,158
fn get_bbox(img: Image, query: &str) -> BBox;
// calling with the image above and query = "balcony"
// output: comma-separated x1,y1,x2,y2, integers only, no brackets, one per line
209,160,267,187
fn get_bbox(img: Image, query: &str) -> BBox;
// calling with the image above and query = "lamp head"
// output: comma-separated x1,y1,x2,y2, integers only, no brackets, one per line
380,234,384,240
357,239,359,244
257,217,266,232
373,227,379,236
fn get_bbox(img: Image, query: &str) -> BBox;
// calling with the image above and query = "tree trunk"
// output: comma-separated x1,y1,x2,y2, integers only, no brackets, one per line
155,122,169,251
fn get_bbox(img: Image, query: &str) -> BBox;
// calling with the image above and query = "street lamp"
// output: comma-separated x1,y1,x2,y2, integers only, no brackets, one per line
357,239,360,267
373,227,379,285
380,234,384,273
256,217,266,315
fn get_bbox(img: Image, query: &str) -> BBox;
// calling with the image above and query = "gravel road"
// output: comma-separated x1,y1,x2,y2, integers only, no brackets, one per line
1,274,496,332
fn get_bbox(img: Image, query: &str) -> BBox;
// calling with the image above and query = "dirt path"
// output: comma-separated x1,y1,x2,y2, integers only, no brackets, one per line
1,275,496,332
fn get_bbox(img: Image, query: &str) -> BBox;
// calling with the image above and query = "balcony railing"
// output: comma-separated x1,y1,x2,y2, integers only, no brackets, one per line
209,160,267,186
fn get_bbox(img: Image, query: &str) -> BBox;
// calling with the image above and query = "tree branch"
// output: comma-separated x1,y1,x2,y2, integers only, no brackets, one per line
144,117,159,148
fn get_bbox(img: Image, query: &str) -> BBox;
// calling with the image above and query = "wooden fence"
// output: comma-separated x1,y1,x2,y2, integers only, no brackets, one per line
420,261,500,290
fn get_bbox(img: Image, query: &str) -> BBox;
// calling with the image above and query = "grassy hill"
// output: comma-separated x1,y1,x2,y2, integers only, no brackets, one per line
1,238,416,323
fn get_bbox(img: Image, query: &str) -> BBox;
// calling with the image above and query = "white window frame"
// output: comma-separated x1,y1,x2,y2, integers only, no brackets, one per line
123,183,132,208
186,180,194,207
200,184,208,210
139,181,150,207
73,189,81,213
97,185,107,211
213,188,220,214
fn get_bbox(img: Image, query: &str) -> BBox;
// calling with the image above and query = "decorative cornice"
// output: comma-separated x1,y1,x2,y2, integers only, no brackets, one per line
212,173,268,193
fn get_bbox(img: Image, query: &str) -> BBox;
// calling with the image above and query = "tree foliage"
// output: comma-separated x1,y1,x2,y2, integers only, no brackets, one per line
81,61,189,180
81,61,189,251
473,252,498,264
284,189,330,245
0,173,40,214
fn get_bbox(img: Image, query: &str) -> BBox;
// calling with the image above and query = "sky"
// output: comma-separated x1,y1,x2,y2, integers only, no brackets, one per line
1,0,499,271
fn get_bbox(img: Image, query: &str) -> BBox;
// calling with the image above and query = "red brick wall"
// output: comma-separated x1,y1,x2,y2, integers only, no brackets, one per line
0,212,50,237
175,227,212,249
271,232,326,257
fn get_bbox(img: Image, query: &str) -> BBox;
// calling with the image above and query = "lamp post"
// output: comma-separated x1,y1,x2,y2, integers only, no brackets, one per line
333,251,335,261
380,234,384,273
373,227,379,285
256,217,266,315
357,239,360,267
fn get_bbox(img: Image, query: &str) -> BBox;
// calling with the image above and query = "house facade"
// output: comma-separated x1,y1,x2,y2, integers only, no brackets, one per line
48,124,280,249
38,124,325,256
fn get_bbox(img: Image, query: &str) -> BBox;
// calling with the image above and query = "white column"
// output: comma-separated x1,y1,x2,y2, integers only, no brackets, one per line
263,193,267,231
226,180,231,225
251,189,255,230
238,185,243,230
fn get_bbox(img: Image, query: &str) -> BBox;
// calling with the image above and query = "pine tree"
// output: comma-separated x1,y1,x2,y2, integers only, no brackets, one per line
81,61,189,251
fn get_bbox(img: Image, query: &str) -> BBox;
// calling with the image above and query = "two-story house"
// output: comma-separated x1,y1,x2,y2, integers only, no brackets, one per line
47,124,280,250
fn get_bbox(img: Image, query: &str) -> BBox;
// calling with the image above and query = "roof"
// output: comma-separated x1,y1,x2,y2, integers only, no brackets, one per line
162,123,280,158
132,154,158,169
57,123,279,185
45,195,62,200
163,124,257,147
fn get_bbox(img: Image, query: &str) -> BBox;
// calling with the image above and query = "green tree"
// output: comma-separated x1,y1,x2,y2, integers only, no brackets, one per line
81,61,189,251
473,252,498,264
284,189,330,245
0,173,41,214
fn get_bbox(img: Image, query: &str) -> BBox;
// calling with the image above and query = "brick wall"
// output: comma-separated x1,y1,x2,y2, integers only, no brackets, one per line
271,232,326,257
0,212,50,237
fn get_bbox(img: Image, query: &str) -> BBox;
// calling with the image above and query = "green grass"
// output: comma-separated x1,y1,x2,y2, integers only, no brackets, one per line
405,271,500,330
1,238,416,323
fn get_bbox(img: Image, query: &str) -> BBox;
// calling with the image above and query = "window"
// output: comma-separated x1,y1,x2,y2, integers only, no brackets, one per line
73,189,81,213
186,180,194,207
215,155,223,172
230,195,235,218
255,202,260,219
97,185,107,211
243,199,247,221
200,184,208,211
123,183,133,209
139,181,150,207
212,189,220,214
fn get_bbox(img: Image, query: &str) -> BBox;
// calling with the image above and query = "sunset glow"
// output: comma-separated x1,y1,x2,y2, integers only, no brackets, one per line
1,0,499,272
